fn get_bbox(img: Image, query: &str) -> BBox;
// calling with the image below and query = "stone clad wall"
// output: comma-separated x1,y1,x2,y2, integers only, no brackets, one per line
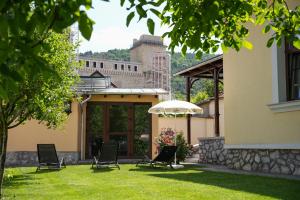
198,137,300,175
5,151,79,166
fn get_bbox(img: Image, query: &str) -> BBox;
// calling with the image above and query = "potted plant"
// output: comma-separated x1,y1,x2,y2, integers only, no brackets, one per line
155,128,189,163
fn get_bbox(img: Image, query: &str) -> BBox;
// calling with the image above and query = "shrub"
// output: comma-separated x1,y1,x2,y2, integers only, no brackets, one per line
175,133,189,163
155,128,189,163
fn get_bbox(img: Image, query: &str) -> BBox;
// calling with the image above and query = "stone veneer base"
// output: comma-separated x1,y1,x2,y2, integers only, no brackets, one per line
5,151,80,166
198,137,300,175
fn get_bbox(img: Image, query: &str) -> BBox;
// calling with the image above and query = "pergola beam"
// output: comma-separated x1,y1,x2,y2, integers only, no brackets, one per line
186,77,191,144
213,68,220,137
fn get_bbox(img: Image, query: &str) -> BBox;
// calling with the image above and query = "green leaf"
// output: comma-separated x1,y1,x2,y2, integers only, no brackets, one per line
255,15,265,25
150,8,161,18
267,37,275,48
242,40,253,50
162,32,169,38
195,51,203,59
148,0,164,7
181,45,187,55
126,12,135,27
213,1,219,8
120,0,126,6
147,18,155,35
276,37,282,47
136,5,147,19
79,12,94,40
293,40,300,50
263,25,271,34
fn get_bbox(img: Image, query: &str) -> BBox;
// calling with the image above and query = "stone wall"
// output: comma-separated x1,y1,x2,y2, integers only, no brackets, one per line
198,137,300,175
5,151,80,166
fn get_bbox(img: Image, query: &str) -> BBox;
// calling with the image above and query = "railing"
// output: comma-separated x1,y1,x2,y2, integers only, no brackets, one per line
75,77,111,92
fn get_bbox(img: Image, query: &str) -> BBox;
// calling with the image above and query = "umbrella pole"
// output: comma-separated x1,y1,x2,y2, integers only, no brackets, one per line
172,113,183,169
174,113,177,165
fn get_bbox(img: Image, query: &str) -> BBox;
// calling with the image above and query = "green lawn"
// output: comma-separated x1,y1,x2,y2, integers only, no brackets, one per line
3,164,300,200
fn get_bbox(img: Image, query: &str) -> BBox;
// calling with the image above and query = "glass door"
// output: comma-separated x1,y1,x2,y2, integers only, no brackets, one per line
85,103,104,159
133,104,152,158
86,102,152,159
108,104,132,157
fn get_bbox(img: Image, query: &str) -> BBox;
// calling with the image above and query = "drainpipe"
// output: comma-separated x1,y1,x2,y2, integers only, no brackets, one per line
79,94,91,160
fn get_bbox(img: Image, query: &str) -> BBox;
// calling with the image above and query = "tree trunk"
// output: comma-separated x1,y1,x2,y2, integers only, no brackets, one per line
0,126,8,198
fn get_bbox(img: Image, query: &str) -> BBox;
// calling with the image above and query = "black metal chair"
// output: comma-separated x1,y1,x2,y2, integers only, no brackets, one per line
136,146,177,168
92,142,120,170
36,144,66,172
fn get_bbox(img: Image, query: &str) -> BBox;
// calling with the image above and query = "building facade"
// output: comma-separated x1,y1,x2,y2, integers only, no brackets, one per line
78,35,171,98
6,35,171,165
197,0,300,175
7,91,167,165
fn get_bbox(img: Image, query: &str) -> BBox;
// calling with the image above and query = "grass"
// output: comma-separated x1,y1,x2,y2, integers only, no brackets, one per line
2,164,300,200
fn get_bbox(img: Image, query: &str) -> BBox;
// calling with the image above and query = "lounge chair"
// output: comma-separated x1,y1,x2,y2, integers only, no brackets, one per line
92,142,120,170
36,144,66,172
136,146,177,168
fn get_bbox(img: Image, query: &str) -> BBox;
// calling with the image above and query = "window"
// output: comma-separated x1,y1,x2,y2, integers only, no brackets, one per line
268,38,300,112
128,65,131,71
100,62,104,68
121,64,124,70
114,64,118,70
86,61,89,67
93,61,96,68
286,42,300,100
134,66,138,72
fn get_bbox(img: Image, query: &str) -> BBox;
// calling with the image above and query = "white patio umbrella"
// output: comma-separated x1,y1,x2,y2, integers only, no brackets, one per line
148,100,203,169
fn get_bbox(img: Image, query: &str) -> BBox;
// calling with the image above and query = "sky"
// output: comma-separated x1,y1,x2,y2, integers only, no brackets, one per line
79,1,170,53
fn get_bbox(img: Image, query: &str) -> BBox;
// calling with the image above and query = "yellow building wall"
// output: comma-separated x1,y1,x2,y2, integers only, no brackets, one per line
7,94,160,159
208,98,225,137
158,117,206,145
7,101,80,152
158,117,224,145
224,0,300,146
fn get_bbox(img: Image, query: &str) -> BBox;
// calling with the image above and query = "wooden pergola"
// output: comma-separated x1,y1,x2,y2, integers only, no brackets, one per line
174,55,223,144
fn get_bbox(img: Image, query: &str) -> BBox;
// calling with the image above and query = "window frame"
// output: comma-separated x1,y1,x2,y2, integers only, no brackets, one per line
285,41,300,101
268,39,300,113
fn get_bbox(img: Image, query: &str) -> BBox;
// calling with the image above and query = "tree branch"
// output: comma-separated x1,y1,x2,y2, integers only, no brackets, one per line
0,100,6,125
6,101,31,126
7,117,28,129
5,94,24,117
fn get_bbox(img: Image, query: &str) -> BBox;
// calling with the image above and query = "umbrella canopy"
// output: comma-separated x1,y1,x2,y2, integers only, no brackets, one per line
148,100,203,115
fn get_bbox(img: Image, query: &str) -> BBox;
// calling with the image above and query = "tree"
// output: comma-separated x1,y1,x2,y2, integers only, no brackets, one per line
191,91,209,104
122,0,300,57
80,49,131,61
0,31,79,196
0,0,97,98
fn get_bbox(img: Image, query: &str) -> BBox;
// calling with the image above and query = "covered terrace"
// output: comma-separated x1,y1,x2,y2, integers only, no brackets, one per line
174,55,223,144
